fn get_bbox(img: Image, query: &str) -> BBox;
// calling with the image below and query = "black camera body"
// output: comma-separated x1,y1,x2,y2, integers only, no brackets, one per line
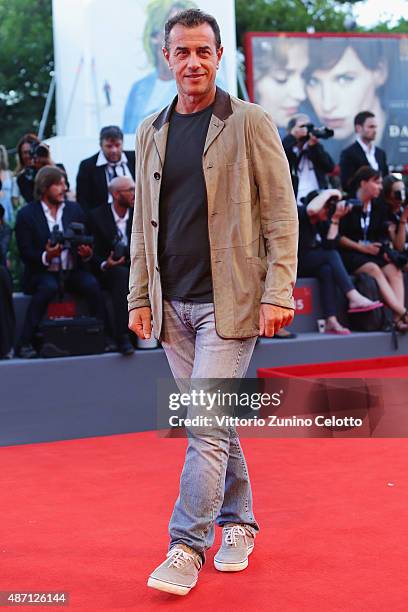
323,196,362,219
29,142,50,160
111,232,129,262
50,222,94,251
379,243,408,270
303,123,334,140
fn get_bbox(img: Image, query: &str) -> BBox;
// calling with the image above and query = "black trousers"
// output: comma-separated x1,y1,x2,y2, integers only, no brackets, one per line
0,266,15,356
20,269,105,345
98,265,130,340
298,248,354,318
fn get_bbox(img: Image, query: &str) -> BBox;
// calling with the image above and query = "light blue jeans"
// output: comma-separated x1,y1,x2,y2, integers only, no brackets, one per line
160,298,260,563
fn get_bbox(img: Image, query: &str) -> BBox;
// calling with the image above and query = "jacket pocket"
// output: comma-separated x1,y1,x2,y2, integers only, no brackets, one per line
227,159,251,204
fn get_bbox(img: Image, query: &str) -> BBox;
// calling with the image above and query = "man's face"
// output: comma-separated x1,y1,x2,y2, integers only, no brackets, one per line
44,179,67,206
162,23,223,98
117,183,135,209
357,117,377,142
101,138,123,163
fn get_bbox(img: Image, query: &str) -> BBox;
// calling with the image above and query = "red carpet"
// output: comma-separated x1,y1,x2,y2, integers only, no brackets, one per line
1,432,408,611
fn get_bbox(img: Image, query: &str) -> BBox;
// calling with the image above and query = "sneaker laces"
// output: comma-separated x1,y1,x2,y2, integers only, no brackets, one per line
224,525,247,547
167,548,200,570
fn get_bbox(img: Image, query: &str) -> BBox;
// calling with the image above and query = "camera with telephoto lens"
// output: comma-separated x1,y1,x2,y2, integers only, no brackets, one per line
29,141,50,160
379,243,408,270
393,190,408,207
111,232,129,262
323,195,362,219
49,222,94,251
302,123,334,140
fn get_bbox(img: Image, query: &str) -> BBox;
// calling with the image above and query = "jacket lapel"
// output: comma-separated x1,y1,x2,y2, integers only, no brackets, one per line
153,124,170,168
35,201,51,239
203,118,225,155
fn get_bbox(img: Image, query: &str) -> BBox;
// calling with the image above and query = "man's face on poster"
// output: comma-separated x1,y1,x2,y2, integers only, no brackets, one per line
163,23,223,98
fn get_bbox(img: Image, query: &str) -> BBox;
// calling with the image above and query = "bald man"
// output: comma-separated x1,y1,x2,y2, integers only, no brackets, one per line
88,176,135,355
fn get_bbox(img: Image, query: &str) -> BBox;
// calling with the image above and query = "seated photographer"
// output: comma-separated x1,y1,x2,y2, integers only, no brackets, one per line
378,175,408,253
16,137,70,204
15,166,105,358
282,114,335,205
298,189,382,335
0,203,15,358
339,167,408,332
87,176,135,356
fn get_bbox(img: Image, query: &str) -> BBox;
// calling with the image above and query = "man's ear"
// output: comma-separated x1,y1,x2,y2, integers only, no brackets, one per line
216,45,224,66
162,46,171,70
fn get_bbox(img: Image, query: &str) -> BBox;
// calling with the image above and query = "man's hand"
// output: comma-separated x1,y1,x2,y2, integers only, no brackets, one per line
105,251,126,268
259,304,294,337
332,199,351,221
45,240,63,262
129,306,152,340
307,134,319,147
78,244,93,259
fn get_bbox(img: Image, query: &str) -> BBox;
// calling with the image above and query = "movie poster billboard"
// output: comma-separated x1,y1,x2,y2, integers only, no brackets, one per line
245,33,408,167
52,0,236,139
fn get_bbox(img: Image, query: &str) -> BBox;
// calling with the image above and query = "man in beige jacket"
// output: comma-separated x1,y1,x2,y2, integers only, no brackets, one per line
128,8,298,596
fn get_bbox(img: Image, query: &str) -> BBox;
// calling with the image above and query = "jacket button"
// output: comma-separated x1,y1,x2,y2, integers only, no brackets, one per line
154,172,161,180
155,265,159,272
151,220,158,227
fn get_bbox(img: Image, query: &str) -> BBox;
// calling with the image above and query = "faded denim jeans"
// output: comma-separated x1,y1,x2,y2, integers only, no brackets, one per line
160,298,260,563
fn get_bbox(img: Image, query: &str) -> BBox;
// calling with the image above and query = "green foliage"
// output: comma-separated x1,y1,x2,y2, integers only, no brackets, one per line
371,18,408,33
0,0,54,155
235,0,355,47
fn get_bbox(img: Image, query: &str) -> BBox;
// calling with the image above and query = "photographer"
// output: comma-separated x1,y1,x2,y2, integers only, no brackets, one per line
283,114,335,205
16,136,70,204
15,166,105,358
87,176,135,355
298,189,382,334
339,167,408,332
379,175,408,253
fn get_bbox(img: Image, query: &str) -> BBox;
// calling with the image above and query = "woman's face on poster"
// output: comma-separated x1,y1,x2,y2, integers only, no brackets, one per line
257,42,309,128
305,46,387,141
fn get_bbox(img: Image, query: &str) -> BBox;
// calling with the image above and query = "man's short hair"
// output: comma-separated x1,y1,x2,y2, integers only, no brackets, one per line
354,111,375,128
287,114,309,133
34,166,65,200
164,8,221,50
99,125,123,143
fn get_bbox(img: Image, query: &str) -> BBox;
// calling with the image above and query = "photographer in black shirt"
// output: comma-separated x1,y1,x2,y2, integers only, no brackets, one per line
88,176,135,355
298,188,382,334
283,114,335,205
379,175,408,253
339,167,408,332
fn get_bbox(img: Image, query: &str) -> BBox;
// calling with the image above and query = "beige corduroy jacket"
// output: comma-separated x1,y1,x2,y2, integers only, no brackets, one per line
128,87,298,339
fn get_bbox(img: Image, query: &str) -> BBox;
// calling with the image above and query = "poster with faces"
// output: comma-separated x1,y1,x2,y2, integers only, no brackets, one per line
246,33,408,167
52,0,236,138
